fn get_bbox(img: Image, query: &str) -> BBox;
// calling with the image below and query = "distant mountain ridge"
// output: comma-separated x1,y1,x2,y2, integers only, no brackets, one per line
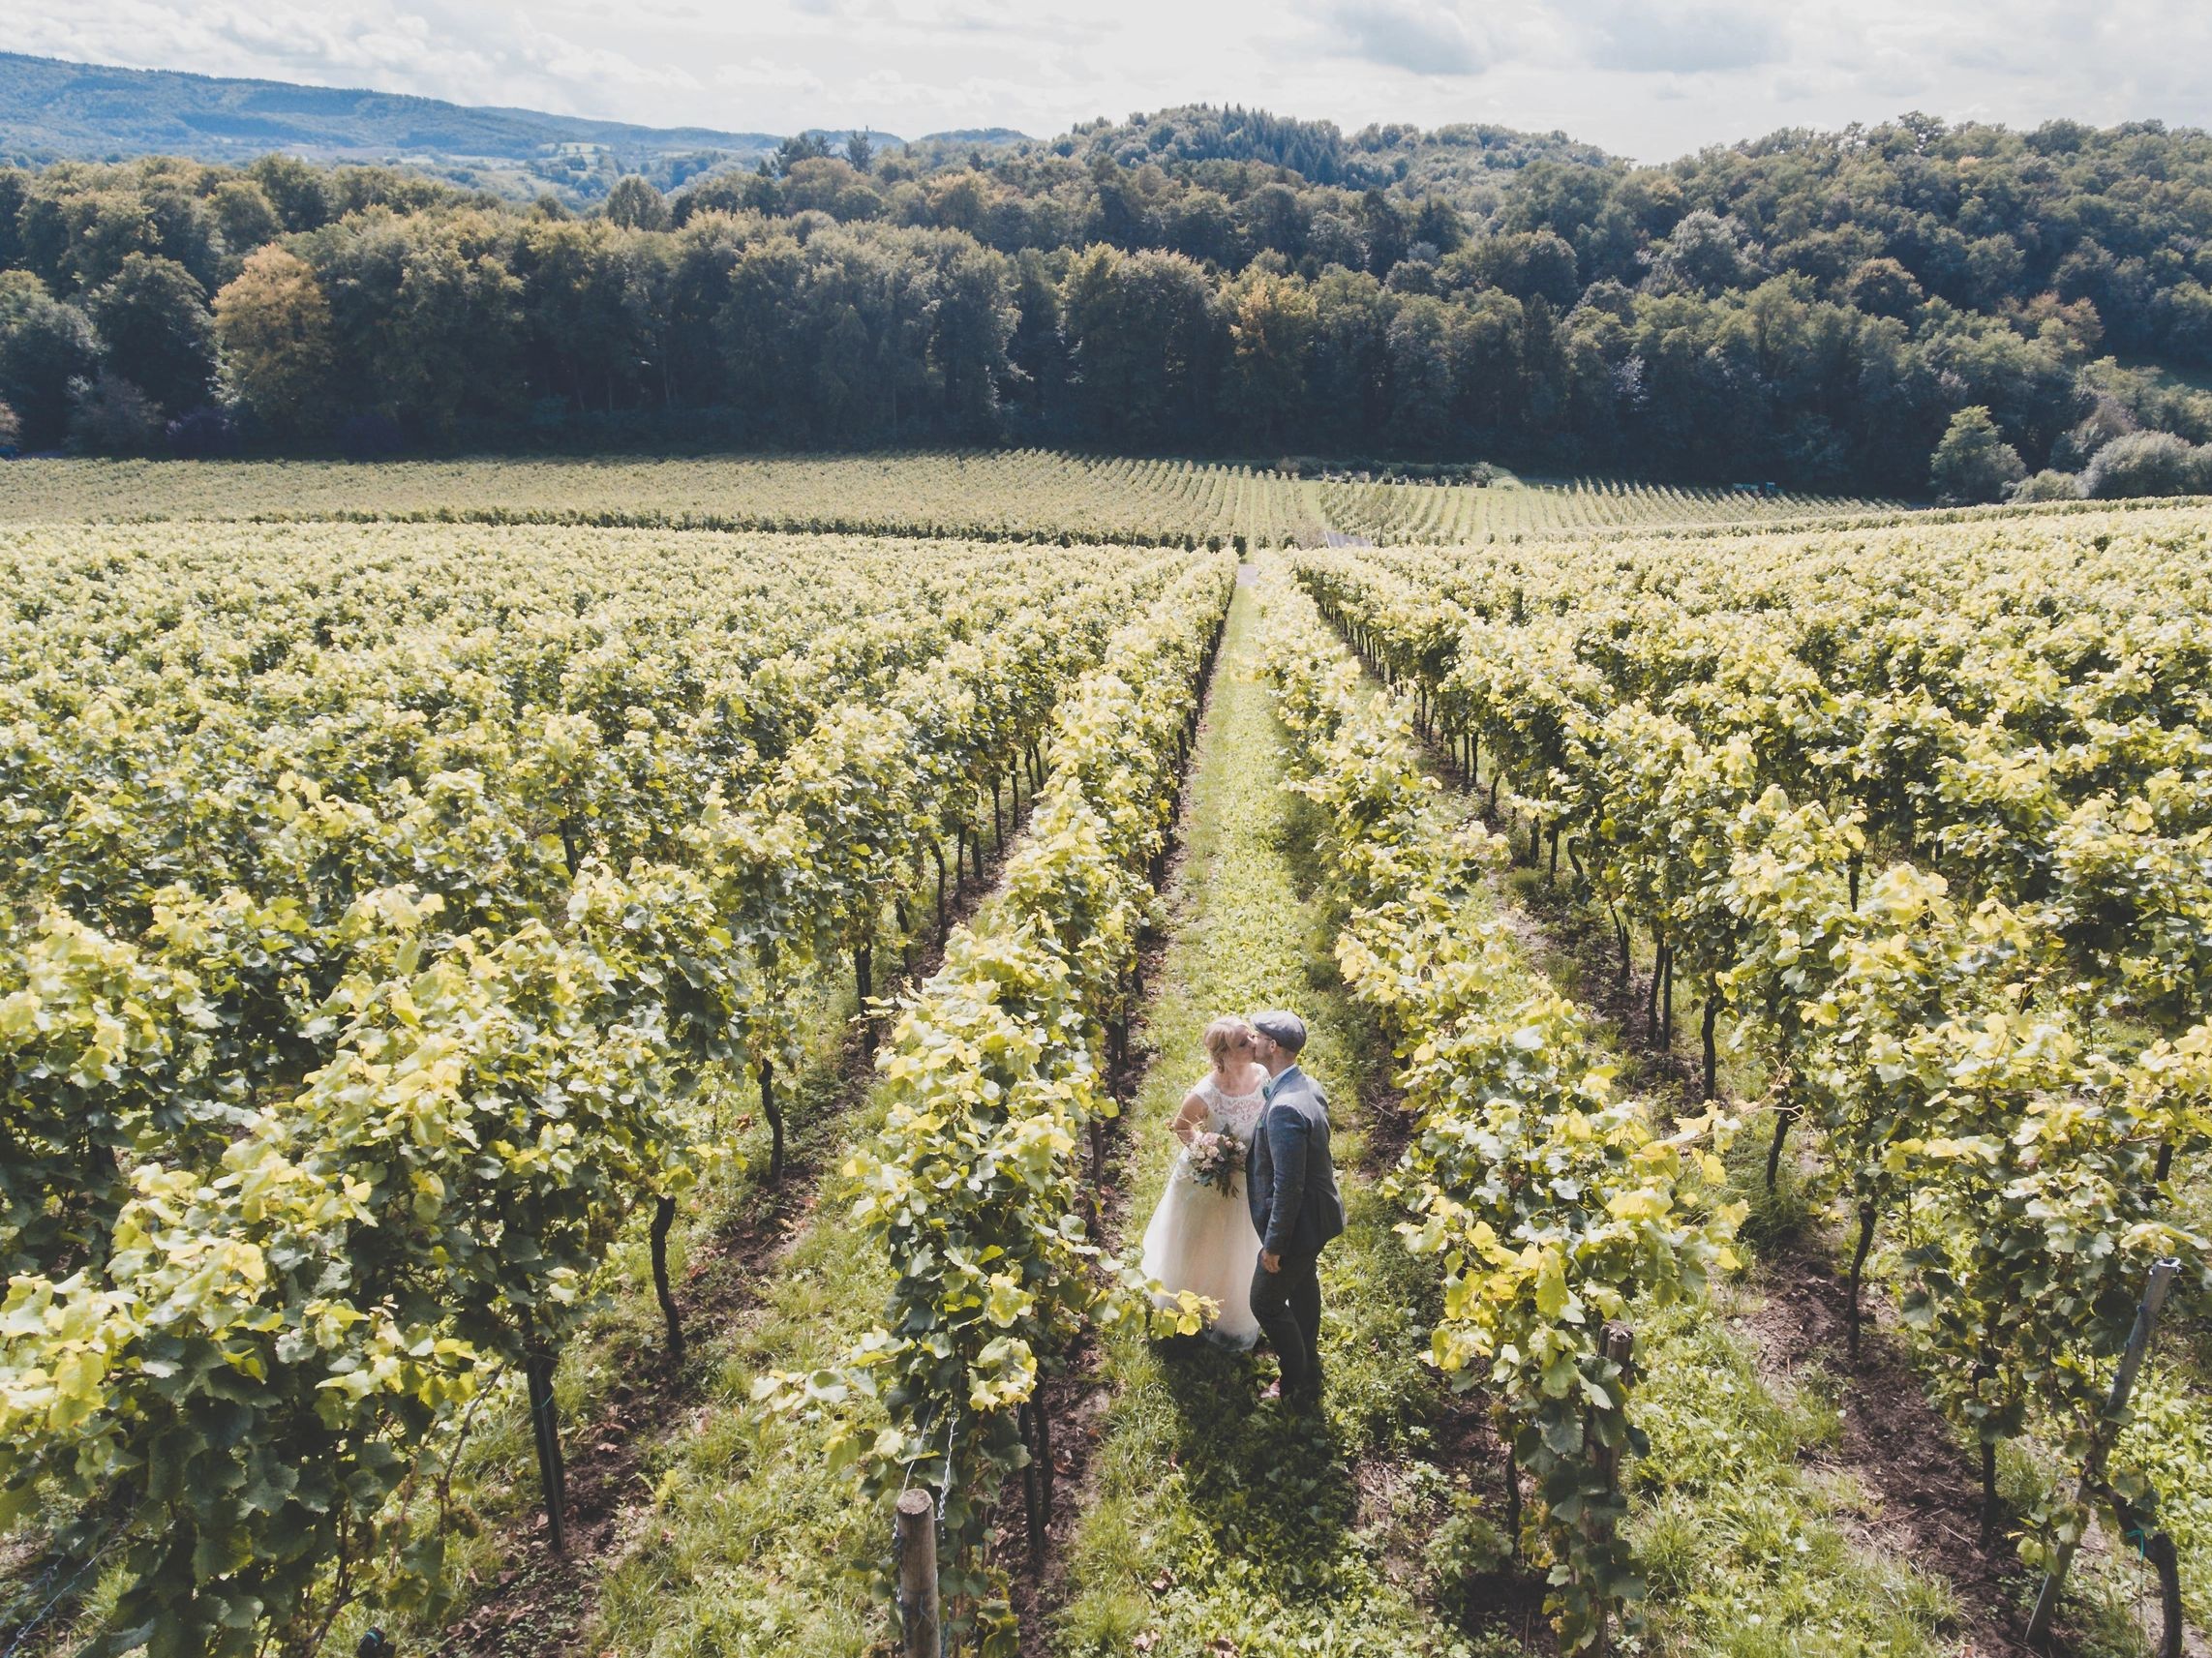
0,52,784,161
0,53,1617,210
0,51,1025,199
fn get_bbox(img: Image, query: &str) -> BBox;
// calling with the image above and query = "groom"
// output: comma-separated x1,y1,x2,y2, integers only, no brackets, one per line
1245,1010,1346,1410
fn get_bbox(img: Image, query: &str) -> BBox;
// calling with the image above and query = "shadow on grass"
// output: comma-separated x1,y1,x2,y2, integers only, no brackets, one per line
1149,1336,1368,1598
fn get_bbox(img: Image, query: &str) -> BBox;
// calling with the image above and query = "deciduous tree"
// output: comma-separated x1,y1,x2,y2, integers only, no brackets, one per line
604,175,672,232
213,246,338,434
1929,405,2027,503
0,270,101,447
87,253,218,414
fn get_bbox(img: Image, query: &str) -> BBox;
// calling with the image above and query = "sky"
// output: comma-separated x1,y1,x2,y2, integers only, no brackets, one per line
12,0,2212,162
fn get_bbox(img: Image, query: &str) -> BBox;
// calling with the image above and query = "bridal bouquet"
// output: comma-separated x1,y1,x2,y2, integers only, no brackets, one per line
1186,1130,1243,1193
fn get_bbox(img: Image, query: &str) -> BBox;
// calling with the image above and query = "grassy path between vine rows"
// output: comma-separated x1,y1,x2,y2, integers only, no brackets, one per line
1383,679,2171,1654
1045,579,1494,1657
535,841,1051,1658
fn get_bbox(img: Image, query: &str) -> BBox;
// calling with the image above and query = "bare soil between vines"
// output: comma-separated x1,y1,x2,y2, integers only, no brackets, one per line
1742,1245,2046,1656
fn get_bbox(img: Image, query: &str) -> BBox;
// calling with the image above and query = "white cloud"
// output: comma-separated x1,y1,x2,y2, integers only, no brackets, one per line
1576,1,1785,75
11,0,2212,163
509,12,702,94
713,58,828,95
1314,1,1487,75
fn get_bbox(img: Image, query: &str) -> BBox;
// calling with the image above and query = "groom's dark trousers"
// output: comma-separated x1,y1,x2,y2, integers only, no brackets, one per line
1250,1249,1322,1398
1246,1063,1345,1403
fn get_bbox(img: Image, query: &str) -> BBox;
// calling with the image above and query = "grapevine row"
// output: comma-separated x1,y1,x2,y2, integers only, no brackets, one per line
1290,516,2212,1617
1257,567,1740,1652
764,553,1235,1652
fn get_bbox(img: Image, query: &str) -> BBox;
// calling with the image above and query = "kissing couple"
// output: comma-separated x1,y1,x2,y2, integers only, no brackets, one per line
1137,1010,1346,1409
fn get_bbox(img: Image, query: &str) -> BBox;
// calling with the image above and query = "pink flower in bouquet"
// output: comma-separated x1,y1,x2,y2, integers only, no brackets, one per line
1186,1130,1243,1193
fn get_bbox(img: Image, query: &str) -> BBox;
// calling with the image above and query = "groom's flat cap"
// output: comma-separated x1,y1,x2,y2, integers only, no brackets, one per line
1250,1010,1307,1054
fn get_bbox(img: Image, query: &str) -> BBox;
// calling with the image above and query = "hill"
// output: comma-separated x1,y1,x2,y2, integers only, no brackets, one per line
0,58,1609,208
0,51,847,198
1058,103,1614,192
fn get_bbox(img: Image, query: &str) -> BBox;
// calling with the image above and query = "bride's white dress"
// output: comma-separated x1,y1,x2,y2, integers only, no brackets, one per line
1139,1073,1266,1348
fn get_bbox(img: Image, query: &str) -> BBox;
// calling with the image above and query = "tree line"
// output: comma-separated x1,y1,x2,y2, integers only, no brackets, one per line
2,107,2211,497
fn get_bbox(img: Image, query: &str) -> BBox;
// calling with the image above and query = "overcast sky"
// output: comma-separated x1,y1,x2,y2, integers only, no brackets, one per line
14,0,2212,162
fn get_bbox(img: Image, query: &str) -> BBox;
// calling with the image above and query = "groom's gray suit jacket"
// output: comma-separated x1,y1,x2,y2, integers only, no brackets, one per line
1246,1064,1347,1257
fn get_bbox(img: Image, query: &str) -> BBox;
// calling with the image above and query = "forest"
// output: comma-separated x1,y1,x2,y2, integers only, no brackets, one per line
3,104,2212,497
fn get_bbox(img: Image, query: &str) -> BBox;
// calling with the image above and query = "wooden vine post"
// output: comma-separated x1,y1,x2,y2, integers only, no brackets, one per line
894,1488,942,1658
2025,1258,2181,1648
1586,1321,1636,1657
650,1193,685,1368
1018,1402,1049,1574
524,1345,567,1555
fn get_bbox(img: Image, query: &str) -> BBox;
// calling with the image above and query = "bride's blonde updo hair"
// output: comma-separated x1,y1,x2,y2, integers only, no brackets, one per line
1202,1016,1256,1067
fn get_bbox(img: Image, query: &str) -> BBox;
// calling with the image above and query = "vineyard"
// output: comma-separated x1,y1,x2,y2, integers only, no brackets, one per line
1308,472,1899,544
1290,504,2212,1650
0,451,1894,550
0,470,2207,1658
0,510,1231,1653
0,453,1270,548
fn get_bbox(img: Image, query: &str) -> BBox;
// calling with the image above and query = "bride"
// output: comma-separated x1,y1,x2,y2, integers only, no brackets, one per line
1139,1016,1269,1348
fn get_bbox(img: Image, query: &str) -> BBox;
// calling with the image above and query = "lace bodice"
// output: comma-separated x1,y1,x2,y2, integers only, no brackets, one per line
1197,1073,1267,1141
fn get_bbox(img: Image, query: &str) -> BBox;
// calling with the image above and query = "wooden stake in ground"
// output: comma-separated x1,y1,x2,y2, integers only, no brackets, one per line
524,1346,567,1555
895,1488,942,1658
1584,1321,1636,1657
649,1193,685,1368
2024,1256,2181,1649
